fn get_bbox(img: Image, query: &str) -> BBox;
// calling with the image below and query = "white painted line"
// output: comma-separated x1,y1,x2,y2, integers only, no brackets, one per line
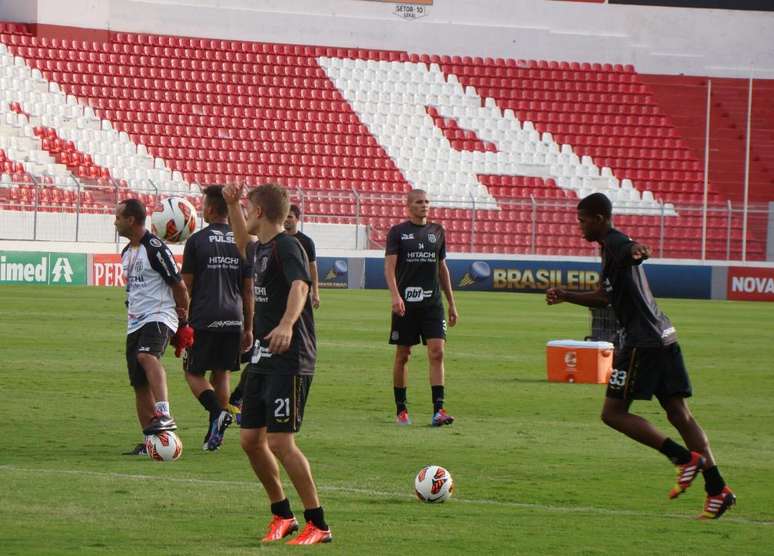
1,465,769,526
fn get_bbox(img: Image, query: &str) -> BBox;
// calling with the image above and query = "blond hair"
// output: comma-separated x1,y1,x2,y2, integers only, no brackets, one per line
247,183,290,224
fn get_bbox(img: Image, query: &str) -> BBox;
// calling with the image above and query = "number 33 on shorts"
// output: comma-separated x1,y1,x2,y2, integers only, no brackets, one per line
608,369,627,388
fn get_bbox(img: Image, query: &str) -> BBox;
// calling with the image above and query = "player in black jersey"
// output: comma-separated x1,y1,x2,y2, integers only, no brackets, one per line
224,183,331,545
546,193,735,519
181,186,254,451
385,189,459,427
285,205,320,309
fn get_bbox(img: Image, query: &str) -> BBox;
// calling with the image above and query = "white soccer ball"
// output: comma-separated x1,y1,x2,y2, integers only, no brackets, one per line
151,196,197,243
145,431,183,462
414,465,454,503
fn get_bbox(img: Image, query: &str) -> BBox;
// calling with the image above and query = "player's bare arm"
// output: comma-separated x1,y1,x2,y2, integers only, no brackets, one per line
439,260,458,327
223,184,249,258
546,286,608,308
265,279,309,354
384,254,405,316
171,280,190,321
241,276,254,353
310,261,321,309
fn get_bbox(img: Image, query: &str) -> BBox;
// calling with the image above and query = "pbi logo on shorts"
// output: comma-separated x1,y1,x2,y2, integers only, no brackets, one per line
404,287,424,302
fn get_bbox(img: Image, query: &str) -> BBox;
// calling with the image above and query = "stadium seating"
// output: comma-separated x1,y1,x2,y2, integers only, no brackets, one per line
0,22,769,259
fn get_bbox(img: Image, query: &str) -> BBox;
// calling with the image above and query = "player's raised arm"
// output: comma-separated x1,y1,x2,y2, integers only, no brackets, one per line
546,286,608,308
439,260,458,327
223,184,249,258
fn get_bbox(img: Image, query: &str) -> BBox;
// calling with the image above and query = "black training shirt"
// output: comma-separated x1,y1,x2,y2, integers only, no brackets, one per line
385,221,446,308
181,222,251,332
600,228,677,348
246,233,316,375
291,231,316,263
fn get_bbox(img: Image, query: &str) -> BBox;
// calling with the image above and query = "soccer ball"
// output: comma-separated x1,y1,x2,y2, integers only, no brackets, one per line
414,465,454,503
151,197,197,243
145,431,183,461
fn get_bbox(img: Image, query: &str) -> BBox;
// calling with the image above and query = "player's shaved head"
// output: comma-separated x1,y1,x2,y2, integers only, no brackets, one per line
407,189,428,204
247,183,290,224
578,192,612,220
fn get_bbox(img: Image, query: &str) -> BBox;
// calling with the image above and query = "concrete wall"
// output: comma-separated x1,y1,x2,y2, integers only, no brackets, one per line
1,0,773,78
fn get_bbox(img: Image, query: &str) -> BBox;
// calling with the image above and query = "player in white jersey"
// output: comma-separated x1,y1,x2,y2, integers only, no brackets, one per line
114,198,190,454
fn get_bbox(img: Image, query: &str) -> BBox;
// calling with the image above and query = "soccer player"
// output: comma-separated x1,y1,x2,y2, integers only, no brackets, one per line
224,183,332,545
284,204,320,309
114,198,190,455
181,186,254,451
546,192,735,519
384,189,459,427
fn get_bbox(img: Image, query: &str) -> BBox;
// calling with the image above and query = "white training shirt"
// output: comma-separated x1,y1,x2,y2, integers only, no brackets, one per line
121,231,181,335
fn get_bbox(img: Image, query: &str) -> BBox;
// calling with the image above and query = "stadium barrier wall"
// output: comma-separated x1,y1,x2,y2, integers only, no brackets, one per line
2,249,773,301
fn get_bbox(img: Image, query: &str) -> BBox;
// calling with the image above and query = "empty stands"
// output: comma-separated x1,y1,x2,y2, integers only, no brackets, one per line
0,22,769,259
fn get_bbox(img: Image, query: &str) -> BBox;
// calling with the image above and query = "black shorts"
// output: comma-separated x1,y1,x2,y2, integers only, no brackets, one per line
183,329,241,375
606,342,692,402
126,322,173,388
240,372,313,433
389,304,447,346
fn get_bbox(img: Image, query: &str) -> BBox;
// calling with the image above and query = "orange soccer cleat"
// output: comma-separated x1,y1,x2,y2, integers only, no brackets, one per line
700,486,736,520
261,515,299,543
286,522,333,545
396,409,412,426
668,451,706,499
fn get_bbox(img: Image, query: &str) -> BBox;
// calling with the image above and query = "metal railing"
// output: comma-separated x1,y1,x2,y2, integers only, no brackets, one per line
0,180,769,261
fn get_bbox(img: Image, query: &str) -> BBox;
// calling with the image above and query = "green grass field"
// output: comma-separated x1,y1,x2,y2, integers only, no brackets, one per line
1,285,773,555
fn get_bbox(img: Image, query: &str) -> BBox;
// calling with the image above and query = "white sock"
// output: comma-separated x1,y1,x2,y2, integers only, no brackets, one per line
154,401,170,416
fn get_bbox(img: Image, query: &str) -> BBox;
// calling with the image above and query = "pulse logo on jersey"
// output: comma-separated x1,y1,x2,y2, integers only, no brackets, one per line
209,230,236,244
401,233,415,240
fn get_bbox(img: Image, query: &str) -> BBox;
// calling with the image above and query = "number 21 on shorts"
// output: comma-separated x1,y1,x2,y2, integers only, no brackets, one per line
274,397,290,418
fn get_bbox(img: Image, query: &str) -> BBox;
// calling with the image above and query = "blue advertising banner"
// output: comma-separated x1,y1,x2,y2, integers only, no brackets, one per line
366,257,712,299
317,256,349,289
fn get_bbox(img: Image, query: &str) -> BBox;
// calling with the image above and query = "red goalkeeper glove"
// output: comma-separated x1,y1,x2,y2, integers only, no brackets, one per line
173,324,194,358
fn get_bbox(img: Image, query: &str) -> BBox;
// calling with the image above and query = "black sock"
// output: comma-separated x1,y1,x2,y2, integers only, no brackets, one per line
659,438,692,465
702,466,726,496
394,387,407,414
303,507,328,531
230,384,243,405
431,385,445,413
197,389,222,420
271,498,294,519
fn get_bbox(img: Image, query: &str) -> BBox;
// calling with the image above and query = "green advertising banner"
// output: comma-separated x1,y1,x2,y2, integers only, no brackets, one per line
0,251,87,285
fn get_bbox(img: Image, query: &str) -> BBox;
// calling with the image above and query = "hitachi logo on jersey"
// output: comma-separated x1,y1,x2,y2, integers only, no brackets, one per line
208,256,240,265
407,251,437,260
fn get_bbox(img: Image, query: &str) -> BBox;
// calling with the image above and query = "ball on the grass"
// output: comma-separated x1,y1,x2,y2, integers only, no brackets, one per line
145,431,183,461
414,465,454,503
